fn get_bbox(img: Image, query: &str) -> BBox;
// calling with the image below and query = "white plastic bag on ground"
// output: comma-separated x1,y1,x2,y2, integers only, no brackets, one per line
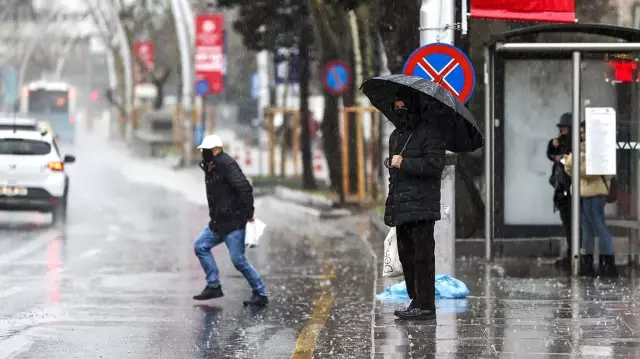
245,218,266,248
382,227,403,278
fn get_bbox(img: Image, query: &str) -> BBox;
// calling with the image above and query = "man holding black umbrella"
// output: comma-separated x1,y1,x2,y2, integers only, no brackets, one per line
361,74,483,321
384,89,446,320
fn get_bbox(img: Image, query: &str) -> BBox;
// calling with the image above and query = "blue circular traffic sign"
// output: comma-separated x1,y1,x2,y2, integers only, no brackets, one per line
403,43,476,104
195,79,210,96
322,60,351,95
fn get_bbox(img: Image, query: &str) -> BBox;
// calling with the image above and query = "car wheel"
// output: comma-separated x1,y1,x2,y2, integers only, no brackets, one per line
51,200,67,226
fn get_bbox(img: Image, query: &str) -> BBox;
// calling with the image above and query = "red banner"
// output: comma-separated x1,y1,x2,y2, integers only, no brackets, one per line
133,41,155,84
195,13,224,95
470,0,575,23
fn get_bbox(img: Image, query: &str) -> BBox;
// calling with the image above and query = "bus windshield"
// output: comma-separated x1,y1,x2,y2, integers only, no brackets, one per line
28,89,69,114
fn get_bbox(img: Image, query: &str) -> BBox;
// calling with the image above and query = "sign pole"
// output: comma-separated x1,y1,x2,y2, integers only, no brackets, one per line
420,0,457,352
420,0,456,277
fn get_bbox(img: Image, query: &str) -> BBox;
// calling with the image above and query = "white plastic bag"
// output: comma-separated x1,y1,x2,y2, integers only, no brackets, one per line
382,227,403,278
245,218,266,248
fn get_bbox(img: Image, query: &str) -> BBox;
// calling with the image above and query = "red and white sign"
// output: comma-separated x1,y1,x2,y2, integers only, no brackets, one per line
470,0,575,23
134,41,155,70
133,41,155,84
195,13,224,94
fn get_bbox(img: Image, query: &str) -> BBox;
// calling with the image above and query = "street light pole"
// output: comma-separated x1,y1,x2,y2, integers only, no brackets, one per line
177,0,195,44
171,0,194,166
107,4,134,139
85,0,119,139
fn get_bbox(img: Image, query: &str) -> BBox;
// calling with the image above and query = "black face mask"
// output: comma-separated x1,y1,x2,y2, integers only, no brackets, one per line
201,149,214,162
394,108,409,124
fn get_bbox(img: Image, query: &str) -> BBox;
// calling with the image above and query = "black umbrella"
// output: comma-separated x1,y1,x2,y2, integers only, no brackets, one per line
360,74,483,153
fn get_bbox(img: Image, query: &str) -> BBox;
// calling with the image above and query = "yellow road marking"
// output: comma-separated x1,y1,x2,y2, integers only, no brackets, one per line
290,294,335,359
317,269,336,280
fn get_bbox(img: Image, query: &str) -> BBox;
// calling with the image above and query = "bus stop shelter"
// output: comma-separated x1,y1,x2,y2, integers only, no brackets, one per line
483,24,640,275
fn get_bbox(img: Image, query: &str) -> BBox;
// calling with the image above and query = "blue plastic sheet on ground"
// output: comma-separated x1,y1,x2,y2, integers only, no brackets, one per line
376,274,470,301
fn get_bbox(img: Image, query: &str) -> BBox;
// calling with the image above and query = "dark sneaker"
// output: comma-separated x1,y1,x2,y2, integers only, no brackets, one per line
193,286,224,301
395,308,436,321
394,300,417,318
243,292,268,307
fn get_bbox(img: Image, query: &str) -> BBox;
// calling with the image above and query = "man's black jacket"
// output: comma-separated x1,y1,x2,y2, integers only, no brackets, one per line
199,152,254,234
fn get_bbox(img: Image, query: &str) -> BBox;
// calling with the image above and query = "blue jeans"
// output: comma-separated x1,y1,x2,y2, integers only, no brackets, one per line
194,226,267,296
580,196,615,255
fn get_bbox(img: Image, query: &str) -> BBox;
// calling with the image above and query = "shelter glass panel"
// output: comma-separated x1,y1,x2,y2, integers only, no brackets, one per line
503,59,617,226
503,59,571,225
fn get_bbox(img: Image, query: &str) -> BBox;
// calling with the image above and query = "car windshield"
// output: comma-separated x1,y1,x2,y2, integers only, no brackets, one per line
0,138,51,155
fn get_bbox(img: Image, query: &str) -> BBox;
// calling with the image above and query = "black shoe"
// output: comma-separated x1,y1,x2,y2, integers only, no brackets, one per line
243,292,268,307
599,255,619,278
395,307,436,321
393,299,417,318
193,286,224,301
580,255,595,277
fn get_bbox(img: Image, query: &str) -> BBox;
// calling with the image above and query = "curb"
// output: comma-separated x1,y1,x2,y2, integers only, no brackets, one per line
273,186,334,209
272,186,352,218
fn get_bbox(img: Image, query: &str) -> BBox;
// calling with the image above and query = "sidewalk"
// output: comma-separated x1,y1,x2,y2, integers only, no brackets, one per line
368,217,640,358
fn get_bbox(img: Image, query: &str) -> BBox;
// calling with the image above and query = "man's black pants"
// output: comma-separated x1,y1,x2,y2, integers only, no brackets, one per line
396,220,436,311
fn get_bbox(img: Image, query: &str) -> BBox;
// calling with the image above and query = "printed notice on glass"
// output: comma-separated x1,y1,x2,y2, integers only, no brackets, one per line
585,107,617,175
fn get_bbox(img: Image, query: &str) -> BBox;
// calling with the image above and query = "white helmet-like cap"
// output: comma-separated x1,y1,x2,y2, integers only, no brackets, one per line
197,134,223,150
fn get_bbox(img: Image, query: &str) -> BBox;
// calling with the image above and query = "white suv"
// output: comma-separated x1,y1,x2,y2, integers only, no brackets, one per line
0,127,75,224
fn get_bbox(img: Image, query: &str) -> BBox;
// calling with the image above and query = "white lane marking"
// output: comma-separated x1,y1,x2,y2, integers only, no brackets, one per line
0,286,24,299
106,234,118,242
108,225,121,233
0,231,59,264
0,335,34,359
79,249,101,258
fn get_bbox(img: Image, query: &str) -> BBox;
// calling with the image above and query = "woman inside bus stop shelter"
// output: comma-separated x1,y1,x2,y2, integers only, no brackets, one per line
563,121,618,278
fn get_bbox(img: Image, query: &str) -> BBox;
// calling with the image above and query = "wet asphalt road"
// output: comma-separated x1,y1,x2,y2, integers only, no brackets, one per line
0,123,376,358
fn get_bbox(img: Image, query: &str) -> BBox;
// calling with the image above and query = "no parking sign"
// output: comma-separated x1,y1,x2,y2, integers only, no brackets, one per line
403,43,476,104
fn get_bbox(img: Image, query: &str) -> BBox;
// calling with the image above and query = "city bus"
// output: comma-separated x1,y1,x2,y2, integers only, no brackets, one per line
20,81,77,143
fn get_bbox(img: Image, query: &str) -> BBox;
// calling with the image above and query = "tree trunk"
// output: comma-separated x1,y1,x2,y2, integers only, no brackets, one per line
344,12,359,196
321,93,342,196
299,21,317,190
308,0,346,197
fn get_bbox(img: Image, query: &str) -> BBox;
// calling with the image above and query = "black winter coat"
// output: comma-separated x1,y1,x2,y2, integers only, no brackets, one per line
384,121,446,227
200,152,254,234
